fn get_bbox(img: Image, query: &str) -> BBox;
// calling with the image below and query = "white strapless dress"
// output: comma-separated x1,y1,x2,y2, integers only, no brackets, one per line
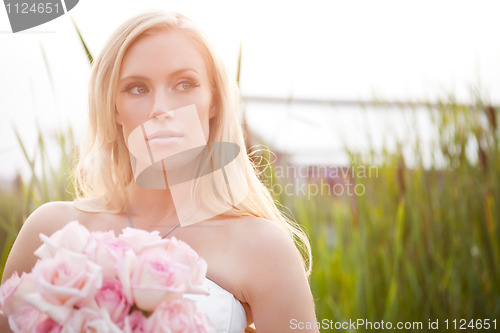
184,278,247,332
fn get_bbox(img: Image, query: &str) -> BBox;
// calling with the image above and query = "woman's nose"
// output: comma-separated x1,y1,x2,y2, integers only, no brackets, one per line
149,89,175,119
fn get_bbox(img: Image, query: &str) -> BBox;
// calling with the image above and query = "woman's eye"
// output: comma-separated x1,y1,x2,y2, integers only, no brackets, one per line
174,80,199,92
130,85,148,95
121,84,148,95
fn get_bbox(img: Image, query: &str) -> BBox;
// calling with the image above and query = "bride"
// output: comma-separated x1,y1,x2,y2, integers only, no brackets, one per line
1,10,318,332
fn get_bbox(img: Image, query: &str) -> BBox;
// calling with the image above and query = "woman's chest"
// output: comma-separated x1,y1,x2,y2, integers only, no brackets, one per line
81,212,252,326
83,213,247,303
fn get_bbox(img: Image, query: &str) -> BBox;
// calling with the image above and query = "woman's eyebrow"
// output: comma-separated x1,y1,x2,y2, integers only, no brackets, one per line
119,68,200,83
169,68,200,77
118,75,151,84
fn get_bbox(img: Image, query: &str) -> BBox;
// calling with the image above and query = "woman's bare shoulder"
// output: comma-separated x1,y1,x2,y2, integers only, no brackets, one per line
29,200,81,219
23,200,91,234
226,215,316,330
227,215,294,249
224,215,302,276
25,197,113,235
1,199,100,282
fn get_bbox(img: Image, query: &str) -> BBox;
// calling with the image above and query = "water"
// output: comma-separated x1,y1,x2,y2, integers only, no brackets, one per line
243,100,444,168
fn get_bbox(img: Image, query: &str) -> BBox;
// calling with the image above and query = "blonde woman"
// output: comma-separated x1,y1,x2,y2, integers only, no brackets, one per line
1,11,318,332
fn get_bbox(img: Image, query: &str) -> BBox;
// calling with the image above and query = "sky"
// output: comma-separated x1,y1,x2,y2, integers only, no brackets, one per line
0,0,499,179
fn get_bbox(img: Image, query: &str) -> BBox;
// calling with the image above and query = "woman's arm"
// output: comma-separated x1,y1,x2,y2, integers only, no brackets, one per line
1,202,77,332
239,221,319,333
1,202,74,284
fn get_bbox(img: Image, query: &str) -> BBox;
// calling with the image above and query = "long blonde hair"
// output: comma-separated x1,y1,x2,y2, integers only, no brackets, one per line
74,10,312,275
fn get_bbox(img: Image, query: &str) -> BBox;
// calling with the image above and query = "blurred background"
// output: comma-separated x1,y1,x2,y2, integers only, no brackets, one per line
1,0,499,330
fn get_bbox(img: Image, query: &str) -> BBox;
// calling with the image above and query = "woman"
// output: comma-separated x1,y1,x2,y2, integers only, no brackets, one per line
1,11,318,332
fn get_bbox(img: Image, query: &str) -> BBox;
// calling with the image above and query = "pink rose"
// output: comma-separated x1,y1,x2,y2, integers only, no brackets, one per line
60,308,98,332
146,297,215,333
115,249,137,304
7,305,47,333
118,228,161,253
84,309,122,333
94,277,130,325
35,317,62,333
123,310,147,333
35,221,90,259
84,231,131,277
28,251,102,323
130,247,191,312
0,271,21,311
165,237,209,294
61,308,122,333
1,272,36,317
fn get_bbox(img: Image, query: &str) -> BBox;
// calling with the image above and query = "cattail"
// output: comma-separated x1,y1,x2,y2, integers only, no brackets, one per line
478,145,487,171
485,105,497,130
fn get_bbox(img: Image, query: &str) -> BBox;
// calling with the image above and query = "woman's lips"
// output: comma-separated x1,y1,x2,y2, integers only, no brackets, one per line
148,136,182,145
147,129,183,146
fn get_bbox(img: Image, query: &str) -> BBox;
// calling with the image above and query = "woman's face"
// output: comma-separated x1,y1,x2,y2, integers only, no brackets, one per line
115,30,214,165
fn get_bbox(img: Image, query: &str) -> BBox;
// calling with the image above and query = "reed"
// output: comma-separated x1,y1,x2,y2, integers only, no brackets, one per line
0,127,75,277
261,99,500,330
1,99,498,332
0,19,498,331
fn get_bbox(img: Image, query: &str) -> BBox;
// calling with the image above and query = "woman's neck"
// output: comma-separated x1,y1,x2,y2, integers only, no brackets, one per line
126,182,179,227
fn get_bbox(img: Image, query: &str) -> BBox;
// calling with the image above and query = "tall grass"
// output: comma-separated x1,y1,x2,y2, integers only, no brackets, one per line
261,99,499,331
0,128,75,278
0,17,498,331
0,98,498,331
0,17,89,279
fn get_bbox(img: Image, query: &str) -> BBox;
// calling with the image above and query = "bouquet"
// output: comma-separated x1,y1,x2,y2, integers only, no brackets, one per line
0,221,215,332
